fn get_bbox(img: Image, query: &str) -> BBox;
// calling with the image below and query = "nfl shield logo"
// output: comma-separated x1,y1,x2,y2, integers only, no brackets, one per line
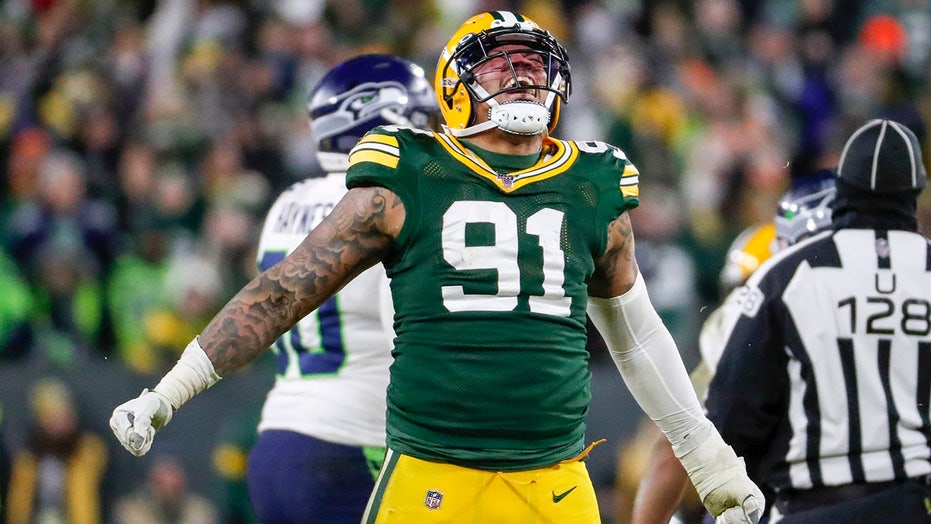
497,173,515,188
424,489,443,510
876,238,891,258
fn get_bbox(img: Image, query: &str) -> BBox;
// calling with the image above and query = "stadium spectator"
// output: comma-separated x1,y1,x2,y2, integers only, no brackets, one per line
5,148,119,353
6,377,108,524
113,141,161,236
107,220,174,375
0,249,33,362
113,453,219,524
211,403,261,524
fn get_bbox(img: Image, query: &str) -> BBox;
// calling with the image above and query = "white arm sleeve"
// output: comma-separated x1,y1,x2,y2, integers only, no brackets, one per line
587,272,714,457
589,273,766,522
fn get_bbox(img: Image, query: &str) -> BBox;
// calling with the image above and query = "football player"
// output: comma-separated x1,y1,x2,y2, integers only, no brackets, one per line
110,11,764,523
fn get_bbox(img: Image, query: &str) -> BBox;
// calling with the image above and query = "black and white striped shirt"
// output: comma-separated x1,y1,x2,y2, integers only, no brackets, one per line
706,227,931,492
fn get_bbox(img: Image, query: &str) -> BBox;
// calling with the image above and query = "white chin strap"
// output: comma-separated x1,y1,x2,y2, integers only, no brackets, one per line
447,74,561,137
446,97,551,137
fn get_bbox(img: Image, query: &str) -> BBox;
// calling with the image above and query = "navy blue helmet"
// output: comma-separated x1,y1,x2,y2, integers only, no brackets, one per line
308,54,439,172
775,169,837,249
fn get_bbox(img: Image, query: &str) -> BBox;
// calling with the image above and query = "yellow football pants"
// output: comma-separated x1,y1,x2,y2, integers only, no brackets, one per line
362,449,601,523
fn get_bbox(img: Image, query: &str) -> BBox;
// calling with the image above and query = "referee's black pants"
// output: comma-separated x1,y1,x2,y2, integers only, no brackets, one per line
773,477,931,523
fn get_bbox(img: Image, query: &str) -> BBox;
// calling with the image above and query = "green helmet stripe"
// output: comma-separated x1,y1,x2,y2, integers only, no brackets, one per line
491,11,525,24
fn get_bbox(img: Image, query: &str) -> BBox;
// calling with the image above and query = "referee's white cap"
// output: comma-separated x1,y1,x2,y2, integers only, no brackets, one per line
836,119,927,193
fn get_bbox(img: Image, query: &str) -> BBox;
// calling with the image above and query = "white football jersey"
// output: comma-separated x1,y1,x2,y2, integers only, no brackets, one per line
255,173,393,447
698,287,745,374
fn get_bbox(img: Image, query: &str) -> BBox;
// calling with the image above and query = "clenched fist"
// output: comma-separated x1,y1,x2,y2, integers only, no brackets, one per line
109,389,173,456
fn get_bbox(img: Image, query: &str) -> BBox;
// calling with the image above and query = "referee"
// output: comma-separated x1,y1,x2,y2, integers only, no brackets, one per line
706,118,931,524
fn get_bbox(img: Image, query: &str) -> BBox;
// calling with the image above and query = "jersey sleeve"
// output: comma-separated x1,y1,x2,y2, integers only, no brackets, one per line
567,140,640,257
572,140,640,220
345,126,425,254
346,127,408,196
616,153,641,211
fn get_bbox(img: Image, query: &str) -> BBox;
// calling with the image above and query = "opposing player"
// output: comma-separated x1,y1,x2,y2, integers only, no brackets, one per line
110,11,763,523
704,170,837,373
718,222,778,300
244,55,439,523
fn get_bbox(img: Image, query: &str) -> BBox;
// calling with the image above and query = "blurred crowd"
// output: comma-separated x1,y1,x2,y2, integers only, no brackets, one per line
0,0,930,522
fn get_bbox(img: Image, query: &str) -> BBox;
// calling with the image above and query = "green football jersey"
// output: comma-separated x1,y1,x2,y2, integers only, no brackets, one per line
345,126,640,470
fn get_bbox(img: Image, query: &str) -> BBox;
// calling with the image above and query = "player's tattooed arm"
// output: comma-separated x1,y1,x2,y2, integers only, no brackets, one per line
200,186,404,375
589,212,639,299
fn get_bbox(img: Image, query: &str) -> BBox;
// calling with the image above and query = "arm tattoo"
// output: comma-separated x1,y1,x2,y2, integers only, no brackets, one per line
200,187,398,375
589,213,638,298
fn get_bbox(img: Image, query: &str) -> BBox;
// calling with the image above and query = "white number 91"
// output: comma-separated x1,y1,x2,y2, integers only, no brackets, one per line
441,201,571,316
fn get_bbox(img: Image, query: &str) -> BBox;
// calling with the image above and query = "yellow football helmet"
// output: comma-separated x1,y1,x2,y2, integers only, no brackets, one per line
435,11,571,137
719,222,777,294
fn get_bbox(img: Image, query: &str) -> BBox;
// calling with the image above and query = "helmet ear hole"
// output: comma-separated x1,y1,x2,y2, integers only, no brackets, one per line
442,91,455,110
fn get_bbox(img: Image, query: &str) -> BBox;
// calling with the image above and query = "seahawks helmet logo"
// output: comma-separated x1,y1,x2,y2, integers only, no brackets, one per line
311,81,410,138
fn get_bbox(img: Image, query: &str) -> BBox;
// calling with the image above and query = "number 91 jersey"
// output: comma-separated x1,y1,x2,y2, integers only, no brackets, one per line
346,126,640,470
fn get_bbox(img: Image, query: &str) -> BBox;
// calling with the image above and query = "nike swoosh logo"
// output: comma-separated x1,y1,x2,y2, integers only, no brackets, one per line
552,486,577,503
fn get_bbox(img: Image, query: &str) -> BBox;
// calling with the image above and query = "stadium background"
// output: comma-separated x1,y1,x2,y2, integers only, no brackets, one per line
0,0,930,522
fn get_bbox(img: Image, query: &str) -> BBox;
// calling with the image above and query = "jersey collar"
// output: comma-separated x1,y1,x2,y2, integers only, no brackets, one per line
434,133,579,193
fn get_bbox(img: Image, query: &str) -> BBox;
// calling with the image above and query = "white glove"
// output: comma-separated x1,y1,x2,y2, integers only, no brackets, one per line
716,504,764,524
109,389,173,457
679,429,765,524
